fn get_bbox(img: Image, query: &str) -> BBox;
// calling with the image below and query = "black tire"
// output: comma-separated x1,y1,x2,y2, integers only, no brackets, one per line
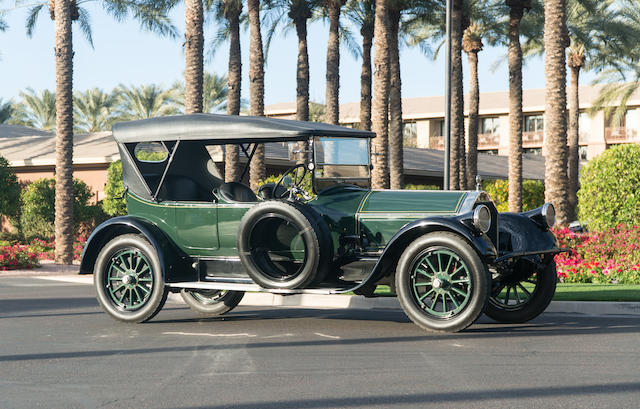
395,232,490,333
485,259,557,324
180,289,244,316
237,201,331,289
94,234,167,323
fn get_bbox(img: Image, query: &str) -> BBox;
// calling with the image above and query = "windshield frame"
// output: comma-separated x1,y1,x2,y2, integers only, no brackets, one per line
311,136,372,193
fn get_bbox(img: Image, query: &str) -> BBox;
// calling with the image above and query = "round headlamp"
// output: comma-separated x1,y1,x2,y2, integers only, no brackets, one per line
472,205,491,234
542,203,556,229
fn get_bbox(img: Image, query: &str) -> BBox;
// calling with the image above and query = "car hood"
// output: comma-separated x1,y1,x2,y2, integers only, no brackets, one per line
357,190,469,215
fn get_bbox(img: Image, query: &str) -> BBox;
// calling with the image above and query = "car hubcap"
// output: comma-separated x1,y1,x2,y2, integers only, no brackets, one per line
105,249,153,311
410,249,472,318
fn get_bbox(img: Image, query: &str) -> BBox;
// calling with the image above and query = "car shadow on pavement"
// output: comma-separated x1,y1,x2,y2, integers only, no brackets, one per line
176,382,640,409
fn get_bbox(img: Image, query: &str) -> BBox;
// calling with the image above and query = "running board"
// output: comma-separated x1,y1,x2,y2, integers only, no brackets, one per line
166,281,354,295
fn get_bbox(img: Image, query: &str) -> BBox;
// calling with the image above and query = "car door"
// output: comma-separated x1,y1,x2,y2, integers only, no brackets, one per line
174,201,219,254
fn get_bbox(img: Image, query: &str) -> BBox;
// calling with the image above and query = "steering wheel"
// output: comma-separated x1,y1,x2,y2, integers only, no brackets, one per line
275,163,310,200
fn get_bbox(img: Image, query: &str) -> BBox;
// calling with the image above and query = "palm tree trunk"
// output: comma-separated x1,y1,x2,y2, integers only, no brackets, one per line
54,0,74,264
508,6,524,212
325,0,342,125
225,6,242,182
450,0,464,190
295,17,310,122
371,0,390,189
466,50,479,189
388,7,403,190
360,32,373,131
544,0,570,225
185,0,204,114
567,65,580,219
248,0,266,190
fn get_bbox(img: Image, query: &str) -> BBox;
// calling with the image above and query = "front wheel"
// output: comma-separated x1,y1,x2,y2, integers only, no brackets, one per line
485,259,557,323
94,234,167,323
395,232,490,333
180,289,244,316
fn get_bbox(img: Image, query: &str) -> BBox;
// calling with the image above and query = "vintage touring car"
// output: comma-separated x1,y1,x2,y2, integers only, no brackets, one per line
81,114,565,332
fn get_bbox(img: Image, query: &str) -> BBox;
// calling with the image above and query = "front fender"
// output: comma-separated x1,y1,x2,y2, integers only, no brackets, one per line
79,216,195,282
347,217,496,292
498,213,558,254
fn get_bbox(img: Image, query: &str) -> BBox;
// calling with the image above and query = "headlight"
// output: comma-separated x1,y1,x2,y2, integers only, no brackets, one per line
473,204,491,234
542,203,556,229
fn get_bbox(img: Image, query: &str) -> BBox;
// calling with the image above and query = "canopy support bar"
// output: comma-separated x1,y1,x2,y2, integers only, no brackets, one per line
152,140,180,201
239,143,258,183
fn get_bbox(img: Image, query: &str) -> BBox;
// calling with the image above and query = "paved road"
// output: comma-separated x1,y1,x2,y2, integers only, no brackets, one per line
1,277,639,409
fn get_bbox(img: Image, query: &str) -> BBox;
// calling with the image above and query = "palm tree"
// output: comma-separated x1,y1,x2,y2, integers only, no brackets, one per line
388,0,405,189
344,0,374,131
25,0,177,263
10,88,57,130
174,72,229,112
324,0,345,124
115,84,181,120
184,0,204,114
0,99,12,124
450,0,467,190
544,0,570,225
462,22,483,190
264,0,317,123
206,0,243,181
505,0,531,212
248,0,266,190
73,88,118,133
371,0,389,189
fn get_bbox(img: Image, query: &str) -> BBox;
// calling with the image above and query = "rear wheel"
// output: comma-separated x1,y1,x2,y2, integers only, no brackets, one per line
180,289,244,316
94,234,167,323
396,232,489,333
485,259,557,323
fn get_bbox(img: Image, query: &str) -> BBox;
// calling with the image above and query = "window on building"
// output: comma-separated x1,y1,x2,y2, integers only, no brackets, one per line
436,119,445,137
578,112,591,137
524,115,544,133
480,117,500,134
403,121,417,147
524,147,542,155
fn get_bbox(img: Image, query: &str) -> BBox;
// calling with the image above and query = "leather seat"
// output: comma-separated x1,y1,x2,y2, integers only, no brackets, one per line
218,182,258,202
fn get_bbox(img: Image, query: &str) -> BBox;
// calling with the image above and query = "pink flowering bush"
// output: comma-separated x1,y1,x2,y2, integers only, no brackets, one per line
554,225,640,284
0,244,39,270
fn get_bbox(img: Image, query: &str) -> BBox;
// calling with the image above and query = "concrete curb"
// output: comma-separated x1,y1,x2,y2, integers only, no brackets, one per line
25,274,640,317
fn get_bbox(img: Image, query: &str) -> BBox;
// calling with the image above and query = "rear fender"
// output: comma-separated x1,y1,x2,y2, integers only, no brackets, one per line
79,216,195,282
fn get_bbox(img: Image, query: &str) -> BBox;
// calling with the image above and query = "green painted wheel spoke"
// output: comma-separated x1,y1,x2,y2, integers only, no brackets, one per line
117,288,128,303
517,283,532,297
419,289,435,301
108,277,123,282
441,294,447,313
118,255,128,270
137,285,150,294
452,265,465,276
448,293,460,308
413,281,432,287
134,255,141,272
132,287,143,303
450,278,469,284
450,286,468,298
415,268,433,279
513,286,521,304
437,253,442,272
424,258,438,274
111,265,126,275
444,255,453,274
137,278,153,282
430,295,438,310
138,265,150,275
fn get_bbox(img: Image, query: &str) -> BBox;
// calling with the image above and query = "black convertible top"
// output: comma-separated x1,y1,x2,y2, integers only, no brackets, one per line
112,113,375,143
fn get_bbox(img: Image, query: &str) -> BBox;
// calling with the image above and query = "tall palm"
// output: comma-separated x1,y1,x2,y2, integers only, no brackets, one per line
264,0,317,123
505,0,531,212
324,0,345,124
450,0,467,190
115,84,181,120
206,0,243,181
10,88,57,130
388,0,405,189
344,0,374,131
26,0,177,263
544,0,570,225
184,0,204,114
0,99,12,124
370,0,389,189
248,0,266,190
175,72,229,112
73,88,118,133
462,22,483,189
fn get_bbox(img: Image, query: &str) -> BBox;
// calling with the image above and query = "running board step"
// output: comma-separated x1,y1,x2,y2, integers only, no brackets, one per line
166,281,354,295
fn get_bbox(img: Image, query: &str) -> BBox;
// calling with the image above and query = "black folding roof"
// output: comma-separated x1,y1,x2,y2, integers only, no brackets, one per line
112,113,375,143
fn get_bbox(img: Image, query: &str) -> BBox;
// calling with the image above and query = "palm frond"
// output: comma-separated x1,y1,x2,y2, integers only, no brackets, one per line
25,4,43,38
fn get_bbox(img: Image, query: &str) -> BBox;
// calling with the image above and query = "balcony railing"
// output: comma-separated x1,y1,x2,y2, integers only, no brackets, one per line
605,127,638,143
478,133,500,149
522,131,544,147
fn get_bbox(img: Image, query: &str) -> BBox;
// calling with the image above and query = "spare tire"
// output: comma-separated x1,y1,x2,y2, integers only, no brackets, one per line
237,200,332,289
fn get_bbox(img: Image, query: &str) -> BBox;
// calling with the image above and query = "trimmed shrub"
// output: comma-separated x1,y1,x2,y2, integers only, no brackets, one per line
404,183,441,190
0,244,39,270
20,178,93,240
482,179,545,212
102,160,127,216
577,144,640,231
0,155,21,220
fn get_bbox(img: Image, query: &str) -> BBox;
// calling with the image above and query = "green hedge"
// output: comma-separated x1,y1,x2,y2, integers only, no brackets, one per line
482,179,545,212
0,155,20,220
103,160,127,216
578,144,640,231
20,178,94,240
404,183,441,190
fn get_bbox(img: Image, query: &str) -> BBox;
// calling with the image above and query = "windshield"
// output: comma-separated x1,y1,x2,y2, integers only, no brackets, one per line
313,137,371,191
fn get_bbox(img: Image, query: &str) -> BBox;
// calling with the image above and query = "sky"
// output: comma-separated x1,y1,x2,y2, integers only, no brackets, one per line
0,2,598,108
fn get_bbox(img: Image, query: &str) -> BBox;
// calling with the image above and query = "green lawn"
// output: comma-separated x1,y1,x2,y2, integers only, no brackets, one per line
370,284,640,302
